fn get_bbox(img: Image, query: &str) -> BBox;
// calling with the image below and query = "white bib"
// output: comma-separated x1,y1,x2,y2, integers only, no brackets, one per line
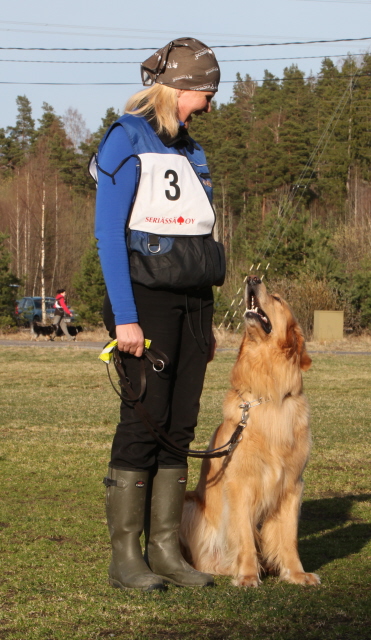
128,153,215,236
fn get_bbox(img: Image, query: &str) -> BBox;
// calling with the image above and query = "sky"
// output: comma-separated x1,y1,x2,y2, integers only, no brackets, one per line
1,0,371,137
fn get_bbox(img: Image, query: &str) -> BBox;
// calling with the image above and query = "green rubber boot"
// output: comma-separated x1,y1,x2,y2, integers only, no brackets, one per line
145,467,214,587
105,467,166,591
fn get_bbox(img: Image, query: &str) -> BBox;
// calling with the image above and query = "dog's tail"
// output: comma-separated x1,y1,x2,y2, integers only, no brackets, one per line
180,491,223,573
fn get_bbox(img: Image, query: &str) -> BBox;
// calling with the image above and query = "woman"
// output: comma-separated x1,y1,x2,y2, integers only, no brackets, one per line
95,37,225,591
52,288,73,340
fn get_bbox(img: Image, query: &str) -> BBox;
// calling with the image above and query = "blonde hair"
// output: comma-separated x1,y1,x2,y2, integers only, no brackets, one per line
125,84,179,138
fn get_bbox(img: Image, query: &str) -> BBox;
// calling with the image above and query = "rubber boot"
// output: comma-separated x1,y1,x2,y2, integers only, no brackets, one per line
105,467,166,591
145,467,214,587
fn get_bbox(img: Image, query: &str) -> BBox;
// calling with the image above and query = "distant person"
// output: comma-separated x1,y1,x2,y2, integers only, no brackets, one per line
53,288,73,340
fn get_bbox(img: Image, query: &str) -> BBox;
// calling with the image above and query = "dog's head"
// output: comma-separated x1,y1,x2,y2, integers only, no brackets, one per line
244,275,311,371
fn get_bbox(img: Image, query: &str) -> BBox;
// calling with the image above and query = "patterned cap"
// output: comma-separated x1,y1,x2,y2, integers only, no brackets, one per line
141,37,220,92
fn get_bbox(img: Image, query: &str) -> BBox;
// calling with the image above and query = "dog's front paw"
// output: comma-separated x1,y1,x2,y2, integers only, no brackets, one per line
232,574,261,588
281,570,320,586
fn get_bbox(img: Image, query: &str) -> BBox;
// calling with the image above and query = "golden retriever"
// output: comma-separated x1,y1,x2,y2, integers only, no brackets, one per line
180,275,320,587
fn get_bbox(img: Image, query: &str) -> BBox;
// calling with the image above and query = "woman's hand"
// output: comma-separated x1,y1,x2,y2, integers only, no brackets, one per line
116,323,144,357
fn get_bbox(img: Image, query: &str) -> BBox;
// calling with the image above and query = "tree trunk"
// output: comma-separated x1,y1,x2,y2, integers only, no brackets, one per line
51,176,59,295
41,183,46,323
15,176,20,277
24,171,30,292
229,203,233,260
32,253,40,298
346,82,353,219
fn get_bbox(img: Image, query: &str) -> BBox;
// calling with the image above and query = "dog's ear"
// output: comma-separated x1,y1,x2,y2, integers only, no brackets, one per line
300,348,312,371
284,322,301,357
284,322,312,370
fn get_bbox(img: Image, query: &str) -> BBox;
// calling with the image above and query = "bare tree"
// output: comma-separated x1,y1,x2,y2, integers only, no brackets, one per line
62,107,91,152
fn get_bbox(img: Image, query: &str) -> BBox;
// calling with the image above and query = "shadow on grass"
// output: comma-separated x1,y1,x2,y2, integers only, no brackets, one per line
299,494,371,572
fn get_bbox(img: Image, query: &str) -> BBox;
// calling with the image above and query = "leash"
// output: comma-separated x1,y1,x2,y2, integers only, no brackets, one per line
101,341,264,459
227,395,270,454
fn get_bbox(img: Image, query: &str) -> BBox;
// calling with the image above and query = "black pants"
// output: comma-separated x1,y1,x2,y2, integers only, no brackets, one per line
104,284,214,470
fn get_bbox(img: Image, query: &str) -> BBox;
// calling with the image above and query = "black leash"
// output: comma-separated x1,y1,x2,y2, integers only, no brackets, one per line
106,346,245,459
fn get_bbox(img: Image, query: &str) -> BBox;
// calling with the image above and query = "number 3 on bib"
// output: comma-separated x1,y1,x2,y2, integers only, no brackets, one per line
164,170,181,201
128,153,214,235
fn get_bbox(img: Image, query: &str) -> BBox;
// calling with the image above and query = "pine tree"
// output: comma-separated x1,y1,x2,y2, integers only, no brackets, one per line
232,73,256,121
0,96,35,173
257,210,339,279
276,65,315,187
73,238,106,325
253,70,281,119
0,233,21,328
348,257,371,328
13,96,35,149
313,57,356,214
0,128,18,175
33,102,83,189
350,54,371,186
190,100,250,256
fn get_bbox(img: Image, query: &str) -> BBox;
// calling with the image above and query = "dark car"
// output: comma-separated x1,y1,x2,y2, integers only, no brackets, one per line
15,297,57,325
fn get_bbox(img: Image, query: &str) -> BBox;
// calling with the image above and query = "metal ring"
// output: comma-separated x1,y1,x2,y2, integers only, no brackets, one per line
148,243,161,254
153,359,165,372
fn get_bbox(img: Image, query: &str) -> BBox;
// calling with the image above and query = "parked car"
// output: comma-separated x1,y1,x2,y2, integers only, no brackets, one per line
15,297,57,325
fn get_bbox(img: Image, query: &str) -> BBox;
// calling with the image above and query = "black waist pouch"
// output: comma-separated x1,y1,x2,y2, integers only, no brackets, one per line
129,234,226,290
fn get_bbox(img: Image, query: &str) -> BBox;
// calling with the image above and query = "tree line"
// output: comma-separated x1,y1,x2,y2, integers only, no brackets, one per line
0,54,370,334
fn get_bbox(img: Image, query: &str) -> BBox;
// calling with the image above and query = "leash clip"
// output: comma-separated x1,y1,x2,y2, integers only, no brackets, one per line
239,397,264,423
239,401,251,425
228,397,266,454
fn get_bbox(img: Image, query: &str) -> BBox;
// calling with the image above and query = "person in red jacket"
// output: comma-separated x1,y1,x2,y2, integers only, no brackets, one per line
53,288,73,340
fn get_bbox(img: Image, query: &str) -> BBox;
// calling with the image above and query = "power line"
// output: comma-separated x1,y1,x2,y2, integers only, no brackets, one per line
0,82,142,85
1,36,371,51
3,20,369,44
0,52,367,65
219,53,367,62
214,37,371,48
0,59,144,64
0,27,168,40
1,73,370,86
0,20,302,40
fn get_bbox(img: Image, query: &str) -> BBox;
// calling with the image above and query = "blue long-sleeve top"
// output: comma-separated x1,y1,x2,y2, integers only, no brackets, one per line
95,115,211,325
95,125,139,325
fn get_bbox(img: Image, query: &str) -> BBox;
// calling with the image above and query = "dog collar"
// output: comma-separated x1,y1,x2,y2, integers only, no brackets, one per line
235,390,270,425
226,392,270,455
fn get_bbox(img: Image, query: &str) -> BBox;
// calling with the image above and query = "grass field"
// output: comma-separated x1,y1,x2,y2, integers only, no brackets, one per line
0,345,370,640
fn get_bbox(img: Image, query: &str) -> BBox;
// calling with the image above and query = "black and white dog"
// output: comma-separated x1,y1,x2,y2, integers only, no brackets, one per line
30,321,56,341
54,324,83,340
30,322,83,341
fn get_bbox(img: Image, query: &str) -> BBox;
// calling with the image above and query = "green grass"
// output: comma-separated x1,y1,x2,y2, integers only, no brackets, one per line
0,346,370,640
